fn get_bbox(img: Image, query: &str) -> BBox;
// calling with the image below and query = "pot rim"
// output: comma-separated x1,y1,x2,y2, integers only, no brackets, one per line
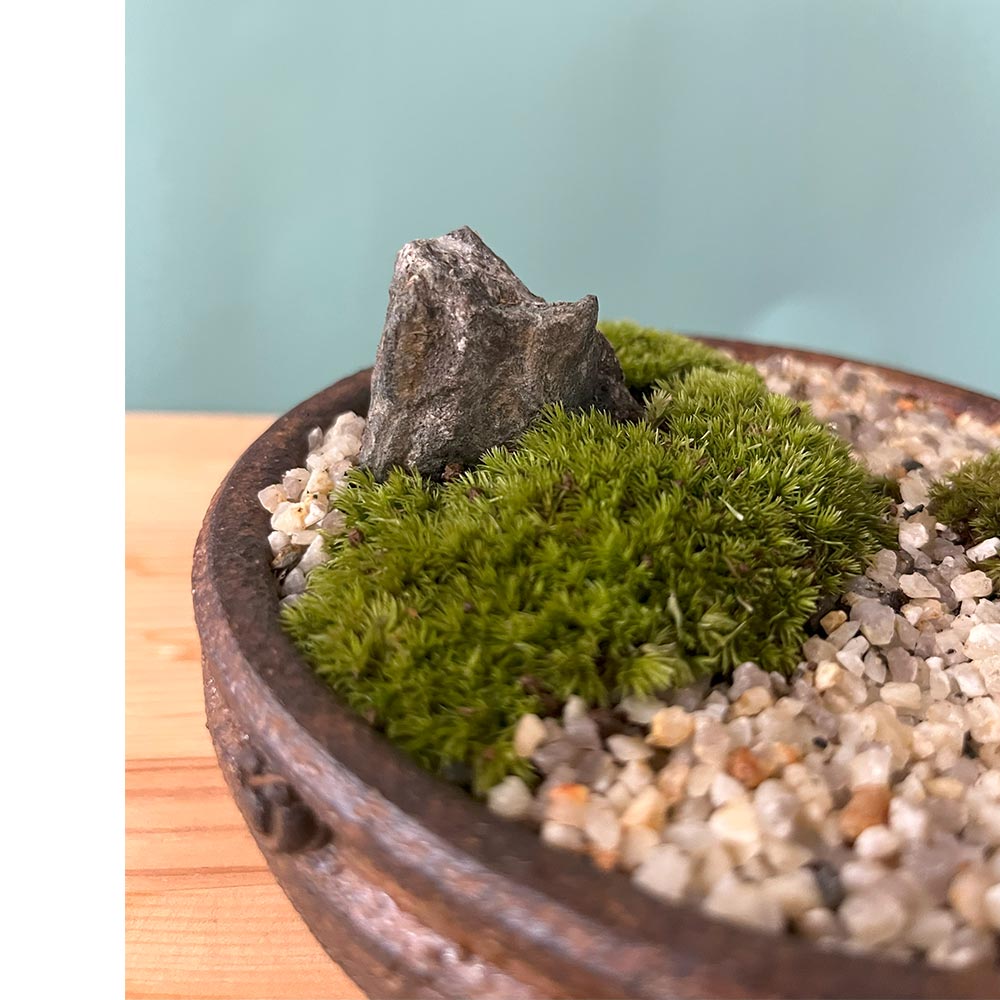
193,339,1000,998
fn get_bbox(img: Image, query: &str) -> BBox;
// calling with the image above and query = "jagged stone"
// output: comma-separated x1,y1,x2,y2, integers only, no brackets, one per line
359,226,641,479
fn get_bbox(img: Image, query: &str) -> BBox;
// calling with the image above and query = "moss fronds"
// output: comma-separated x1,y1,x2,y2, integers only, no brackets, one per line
930,450,1000,582
599,319,748,394
283,330,892,793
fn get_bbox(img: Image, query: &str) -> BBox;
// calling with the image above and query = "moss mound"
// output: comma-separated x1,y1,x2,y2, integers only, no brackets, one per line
283,330,892,792
599,319,742,394
930,450,1000,582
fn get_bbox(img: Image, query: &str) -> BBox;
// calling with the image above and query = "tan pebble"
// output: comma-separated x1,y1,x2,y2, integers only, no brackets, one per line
656,759,690,806
731,686,774,718
708,798,760,847
619,824,660,871
646,705,695,748
820,609,848,635
839,785,891,842
513,713,547,758
545,783,590,825
925,776,965,800
726,747,767,789
814,660,842,692
620,785,668,831
948,866,993,928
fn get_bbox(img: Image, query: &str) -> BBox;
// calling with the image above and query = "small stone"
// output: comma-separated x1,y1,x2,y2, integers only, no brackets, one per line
948,662,986,697
907,908,956,950
540,821,585,852
271,502,308,534
646,706,695,748
692,717,731,766
730,686,774,718
656,759,690,806
583,801,621,851
899,519,931,552
839,785,891,842
853,824,900,859
850,598,896,646
632,844,693,902
267,530,289,555
899,573,940,599
620,759,654,794
826,620,861,650
820,610,848,635
840,891,907,946
863,653,887,684
257,483,287,513
948,866,993,928
726,747,768,789
704,875,784,932
966,623,1000,660
618,695,664,725
849,746,892,788
888,797,929,842
925,776,965,800
607,734,655,763
281,567,306,595
797,907,840,942
880,681,922,711
967,537,999,563
753,779,799,839
281,467,309,500
709,771,746,806
297,535,329,575
951,571,993,601
620,786,668,830
967,697,1000,744
513,714,547,758
619,824,660,871
709,798,760,847
803,637,838,664
545,783,590,826
487,775,534,819
762,870,822,918
814,660,842,692
899,471,930,509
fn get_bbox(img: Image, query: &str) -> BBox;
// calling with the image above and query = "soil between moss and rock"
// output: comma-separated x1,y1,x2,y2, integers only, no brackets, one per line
257,329,1000,970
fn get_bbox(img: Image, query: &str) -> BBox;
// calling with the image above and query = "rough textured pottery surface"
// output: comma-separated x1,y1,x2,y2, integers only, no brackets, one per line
193,341,1000,999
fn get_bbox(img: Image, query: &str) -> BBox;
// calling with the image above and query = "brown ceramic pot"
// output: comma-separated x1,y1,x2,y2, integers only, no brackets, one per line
192,341,1000,999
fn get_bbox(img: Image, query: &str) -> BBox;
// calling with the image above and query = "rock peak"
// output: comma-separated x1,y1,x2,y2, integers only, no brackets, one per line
359,228,641,479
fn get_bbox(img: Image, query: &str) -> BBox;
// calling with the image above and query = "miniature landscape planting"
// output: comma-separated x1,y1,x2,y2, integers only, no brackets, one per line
257,228,1000,970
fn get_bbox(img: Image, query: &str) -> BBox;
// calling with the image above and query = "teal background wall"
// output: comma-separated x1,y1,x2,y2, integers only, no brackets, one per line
127,0,1000,411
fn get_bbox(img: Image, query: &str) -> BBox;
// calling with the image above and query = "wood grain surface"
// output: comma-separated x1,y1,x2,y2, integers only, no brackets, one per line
126,412,365,1000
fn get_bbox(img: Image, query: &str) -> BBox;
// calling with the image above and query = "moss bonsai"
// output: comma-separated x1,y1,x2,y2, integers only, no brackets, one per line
282,324,893,793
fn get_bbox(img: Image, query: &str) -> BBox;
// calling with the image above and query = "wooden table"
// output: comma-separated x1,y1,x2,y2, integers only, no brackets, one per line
126,413,365,1000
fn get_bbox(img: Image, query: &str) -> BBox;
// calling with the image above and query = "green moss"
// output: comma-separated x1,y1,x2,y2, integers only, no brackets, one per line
930,450,1000,583
599,319,746,394
283,328,892,793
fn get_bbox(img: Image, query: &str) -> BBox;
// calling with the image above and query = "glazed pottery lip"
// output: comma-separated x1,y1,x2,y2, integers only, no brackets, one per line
193,340,1000,999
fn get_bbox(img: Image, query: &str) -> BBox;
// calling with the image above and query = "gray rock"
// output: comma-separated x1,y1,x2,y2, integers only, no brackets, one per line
359,227,641,479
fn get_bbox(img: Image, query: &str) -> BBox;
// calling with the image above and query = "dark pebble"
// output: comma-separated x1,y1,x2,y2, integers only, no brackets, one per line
902,458,924,472
880,589,908,613
813,736,829,749
806,859,845,910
